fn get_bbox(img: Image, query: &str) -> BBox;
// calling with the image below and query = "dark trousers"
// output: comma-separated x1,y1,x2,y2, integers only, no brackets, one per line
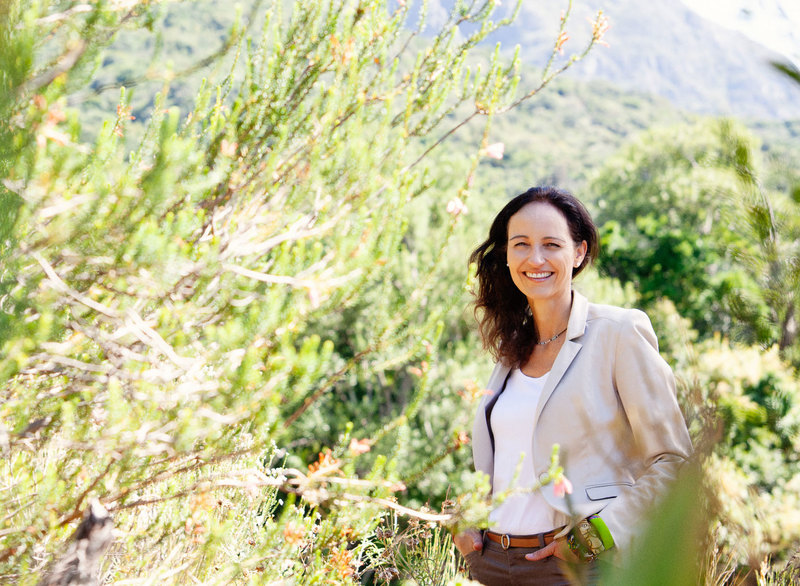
464,535,600,586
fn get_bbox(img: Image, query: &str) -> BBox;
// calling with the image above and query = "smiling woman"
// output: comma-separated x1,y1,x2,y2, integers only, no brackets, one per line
468,188,598,368
506,203,587,324
455,187,693,585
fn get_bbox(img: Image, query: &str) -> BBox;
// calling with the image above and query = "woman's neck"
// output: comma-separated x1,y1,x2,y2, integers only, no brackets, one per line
530,290,573,340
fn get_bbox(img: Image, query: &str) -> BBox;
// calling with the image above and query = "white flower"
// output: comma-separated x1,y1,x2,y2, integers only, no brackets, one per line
483,142,505,160
446,197,468,217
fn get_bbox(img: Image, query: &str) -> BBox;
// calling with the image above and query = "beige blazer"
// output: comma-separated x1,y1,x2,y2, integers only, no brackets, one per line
471,291,693,552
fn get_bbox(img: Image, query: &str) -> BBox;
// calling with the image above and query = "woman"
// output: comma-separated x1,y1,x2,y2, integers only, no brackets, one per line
454,187,692,585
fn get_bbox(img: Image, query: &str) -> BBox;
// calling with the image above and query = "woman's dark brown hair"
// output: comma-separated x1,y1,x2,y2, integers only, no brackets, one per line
469,186,599,366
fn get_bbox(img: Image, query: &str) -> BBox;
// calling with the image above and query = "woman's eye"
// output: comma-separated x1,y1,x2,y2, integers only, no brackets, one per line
513,242,528,248
546,243,561,248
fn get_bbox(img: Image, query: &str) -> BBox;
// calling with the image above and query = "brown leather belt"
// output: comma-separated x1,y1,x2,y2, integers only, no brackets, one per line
486,529,562,550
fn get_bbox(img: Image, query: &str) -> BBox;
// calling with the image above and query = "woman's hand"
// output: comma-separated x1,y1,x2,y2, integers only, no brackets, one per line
525,537,576,562
453,528,483,557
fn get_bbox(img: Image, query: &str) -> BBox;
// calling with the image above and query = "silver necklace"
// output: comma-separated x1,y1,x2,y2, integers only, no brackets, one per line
537,327,567,345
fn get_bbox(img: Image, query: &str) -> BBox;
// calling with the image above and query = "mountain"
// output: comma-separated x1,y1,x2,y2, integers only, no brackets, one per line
427,0,800,120
73,0,800,153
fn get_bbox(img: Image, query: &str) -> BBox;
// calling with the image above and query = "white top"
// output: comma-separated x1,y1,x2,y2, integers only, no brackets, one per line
488,368,569,535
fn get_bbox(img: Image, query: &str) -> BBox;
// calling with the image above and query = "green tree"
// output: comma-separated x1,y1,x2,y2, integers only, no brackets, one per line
591,118,766,339
591,116,800,578
0,0,605,582
727,158,800,366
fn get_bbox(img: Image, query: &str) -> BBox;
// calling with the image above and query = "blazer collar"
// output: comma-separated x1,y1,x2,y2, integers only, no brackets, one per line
485,289,589,395
533,289,588,423
566,290,589,340
481,289,591,452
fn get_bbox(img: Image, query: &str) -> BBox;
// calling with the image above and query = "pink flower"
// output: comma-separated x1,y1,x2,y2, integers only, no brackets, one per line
454,430,470,448
446,197,468,217
349,438,371,455
590,11,611,47
483,142,505,160
553,475,573,498
220,139,238,158
555,31,569,55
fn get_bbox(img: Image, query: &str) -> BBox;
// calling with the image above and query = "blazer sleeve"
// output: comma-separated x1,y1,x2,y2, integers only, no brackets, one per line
598,309,693,552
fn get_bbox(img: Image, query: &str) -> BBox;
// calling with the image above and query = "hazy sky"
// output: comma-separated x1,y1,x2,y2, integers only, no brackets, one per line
681,0,800,67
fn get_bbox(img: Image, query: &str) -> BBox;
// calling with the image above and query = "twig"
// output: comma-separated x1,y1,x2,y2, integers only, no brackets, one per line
103,448,255,507
122,309,194,370
27,354,112,375
59,459,117,528
69,0,267,102
335,494,452,523
403,111,479,173
18,40,88,97
283,346,374,428
33,252,121,319
34,4,93,25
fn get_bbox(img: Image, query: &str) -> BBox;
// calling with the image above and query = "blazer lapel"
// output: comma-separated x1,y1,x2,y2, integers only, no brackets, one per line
533,291,589,423
483,366,512,455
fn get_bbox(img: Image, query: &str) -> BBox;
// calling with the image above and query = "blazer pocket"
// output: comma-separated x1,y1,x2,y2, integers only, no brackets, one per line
585,482,633,501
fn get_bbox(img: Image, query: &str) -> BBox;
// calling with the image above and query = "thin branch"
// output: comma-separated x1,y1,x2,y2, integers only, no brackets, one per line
18,40,88,97
0,495,37,525
102,448,254,507
404,7,605,172
403,110,479,172
541,0,573,80
18,5,140,98
107,465,454,524
70,0,267,102
32,251,121,318
334,494,452,523
122,309,194,370
34,4,93,25
283,345,374,428
26,354,112,375
60,458,117,528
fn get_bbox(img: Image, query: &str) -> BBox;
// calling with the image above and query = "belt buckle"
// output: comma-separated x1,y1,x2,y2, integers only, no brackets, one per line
500,534,511,550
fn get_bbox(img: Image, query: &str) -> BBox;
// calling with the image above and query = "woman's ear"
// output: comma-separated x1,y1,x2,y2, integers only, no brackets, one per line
574,240,588,267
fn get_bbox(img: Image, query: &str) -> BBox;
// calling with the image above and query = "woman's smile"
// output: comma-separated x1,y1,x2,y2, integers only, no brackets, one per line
523,271,553,280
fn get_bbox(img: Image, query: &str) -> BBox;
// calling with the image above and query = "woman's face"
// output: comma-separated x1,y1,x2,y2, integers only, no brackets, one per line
506,202,587,307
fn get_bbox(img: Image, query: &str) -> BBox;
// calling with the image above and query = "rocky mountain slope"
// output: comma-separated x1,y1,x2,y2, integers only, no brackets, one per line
428,0,800,120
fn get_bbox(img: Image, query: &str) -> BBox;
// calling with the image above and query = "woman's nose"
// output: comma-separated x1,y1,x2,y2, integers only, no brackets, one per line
527,246,545,265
